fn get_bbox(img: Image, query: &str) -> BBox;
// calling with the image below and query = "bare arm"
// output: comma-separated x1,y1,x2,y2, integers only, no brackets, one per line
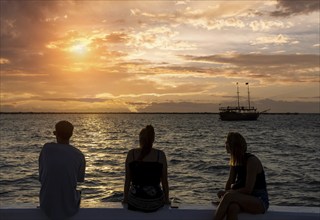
123,150,133,203
217,166,236,198
236,156,260,194
160,151,169,204
225,166,236,191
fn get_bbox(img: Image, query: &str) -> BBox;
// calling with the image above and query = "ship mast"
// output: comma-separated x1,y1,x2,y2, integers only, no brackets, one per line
246,82,251,109
237,82,240,108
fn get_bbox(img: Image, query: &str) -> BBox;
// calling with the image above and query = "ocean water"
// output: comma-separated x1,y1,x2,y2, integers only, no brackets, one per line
0,113,319,208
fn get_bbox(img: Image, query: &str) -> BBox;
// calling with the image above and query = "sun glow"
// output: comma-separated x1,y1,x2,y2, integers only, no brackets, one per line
69,42,89,55
68,38,90,55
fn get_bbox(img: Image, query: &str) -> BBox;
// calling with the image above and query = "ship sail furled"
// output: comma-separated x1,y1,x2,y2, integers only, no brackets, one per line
219,82,259,121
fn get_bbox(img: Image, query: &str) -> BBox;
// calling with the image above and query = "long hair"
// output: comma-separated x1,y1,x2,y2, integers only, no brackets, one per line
227,132,247,166
138,125,155,161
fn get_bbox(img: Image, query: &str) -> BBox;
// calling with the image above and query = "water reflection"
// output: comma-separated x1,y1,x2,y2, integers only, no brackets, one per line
0,113,319,207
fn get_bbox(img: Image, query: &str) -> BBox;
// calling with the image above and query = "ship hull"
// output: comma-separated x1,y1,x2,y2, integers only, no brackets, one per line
219,111,259,121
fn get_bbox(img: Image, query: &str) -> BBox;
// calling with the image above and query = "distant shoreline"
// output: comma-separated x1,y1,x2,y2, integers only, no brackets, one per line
0,112,318,115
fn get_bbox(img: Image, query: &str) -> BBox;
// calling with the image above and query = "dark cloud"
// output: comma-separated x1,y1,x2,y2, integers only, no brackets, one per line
140,102,219,113
271,0,320,17
187,54,319,67
255,99,319,113
182,53,319,83
138,100,319,113
0,0,69,34
0,1,70,59
125,102,148,106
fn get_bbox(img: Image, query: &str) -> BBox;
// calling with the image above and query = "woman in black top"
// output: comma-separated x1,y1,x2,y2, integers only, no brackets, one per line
123,125,169,212
214,132,269,220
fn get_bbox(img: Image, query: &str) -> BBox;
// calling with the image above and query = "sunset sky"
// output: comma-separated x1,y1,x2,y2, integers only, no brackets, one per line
0,0,319,113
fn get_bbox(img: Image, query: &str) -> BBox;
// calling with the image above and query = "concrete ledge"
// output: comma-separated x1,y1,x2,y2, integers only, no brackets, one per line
0,203,319,220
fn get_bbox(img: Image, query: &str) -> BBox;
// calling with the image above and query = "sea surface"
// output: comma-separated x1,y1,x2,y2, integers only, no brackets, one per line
0,113,319,208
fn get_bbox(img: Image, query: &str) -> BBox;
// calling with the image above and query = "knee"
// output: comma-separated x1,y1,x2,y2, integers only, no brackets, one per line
221,191,236,203
227,203,240,215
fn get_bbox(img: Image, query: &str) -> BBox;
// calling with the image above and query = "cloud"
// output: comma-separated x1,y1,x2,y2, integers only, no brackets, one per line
0,92,131,112
189,17,246,30
186,53,318,67
106,32,129,43
42,97,110,103
255,99,319,113
183,53,319,83
129,2,258,30
0,58,10,64
0,92,39,102
250,34,292,45
127,26,195,51
140,101,218,112
0,1,76,74
136,99,320,113
1,1,318,113
249,20,293,32
0,1,71,45
271,0,320,17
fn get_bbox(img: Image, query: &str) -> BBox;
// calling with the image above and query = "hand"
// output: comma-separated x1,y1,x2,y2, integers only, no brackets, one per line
164,197,171,205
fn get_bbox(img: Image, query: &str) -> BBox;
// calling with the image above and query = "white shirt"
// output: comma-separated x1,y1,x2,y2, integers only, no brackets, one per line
39,142,85,219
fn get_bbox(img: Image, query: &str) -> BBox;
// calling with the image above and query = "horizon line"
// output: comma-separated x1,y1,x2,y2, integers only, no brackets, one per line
0,111,318,115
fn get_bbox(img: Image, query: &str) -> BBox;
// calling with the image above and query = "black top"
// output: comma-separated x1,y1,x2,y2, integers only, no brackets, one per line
129,150,163,186
231,153,267,190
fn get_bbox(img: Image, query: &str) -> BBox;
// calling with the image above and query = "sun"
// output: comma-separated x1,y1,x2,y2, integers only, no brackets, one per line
69,41,89,55
70,43,88,55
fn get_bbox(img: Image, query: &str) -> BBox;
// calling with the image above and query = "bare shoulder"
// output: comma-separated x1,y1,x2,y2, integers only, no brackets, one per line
155,149,167,164
247,155,263,171
126,148,137,162
248,154,259,161
156,149,166,157
247,154,261,164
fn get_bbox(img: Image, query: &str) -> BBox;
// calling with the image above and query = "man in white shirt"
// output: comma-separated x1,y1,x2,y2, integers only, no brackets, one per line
39,120,86,219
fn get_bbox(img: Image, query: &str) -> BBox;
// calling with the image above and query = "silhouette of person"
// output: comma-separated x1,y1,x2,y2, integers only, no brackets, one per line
123,125,169,212
39,120,86,219
214,132,269,220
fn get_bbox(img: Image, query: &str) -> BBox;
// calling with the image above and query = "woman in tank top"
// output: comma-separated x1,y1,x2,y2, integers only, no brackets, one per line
123,125,169,212
214,132,269,220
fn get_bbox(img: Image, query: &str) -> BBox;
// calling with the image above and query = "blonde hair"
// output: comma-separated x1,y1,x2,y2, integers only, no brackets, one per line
227,132,247,166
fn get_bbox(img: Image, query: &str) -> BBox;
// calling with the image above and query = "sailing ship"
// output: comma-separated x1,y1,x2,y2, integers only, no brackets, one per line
219,82,259,121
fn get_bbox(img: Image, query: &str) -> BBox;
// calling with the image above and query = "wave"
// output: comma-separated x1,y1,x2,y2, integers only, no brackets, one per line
1,113,319,207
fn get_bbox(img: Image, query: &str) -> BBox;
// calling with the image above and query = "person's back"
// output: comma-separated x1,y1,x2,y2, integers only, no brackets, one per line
127,148,165,211
39,121,85,220
123,125,169,212
129,149,163,186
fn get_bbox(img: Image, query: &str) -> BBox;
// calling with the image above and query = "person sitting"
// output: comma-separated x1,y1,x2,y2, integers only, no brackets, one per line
214,132,269,220
123,125,169,212
39,120,86,219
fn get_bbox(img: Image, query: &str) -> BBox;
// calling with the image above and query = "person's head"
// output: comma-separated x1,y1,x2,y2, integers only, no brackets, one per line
139,125,155,149
138,125,155,160
226,132,247,166
54,120,74,143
